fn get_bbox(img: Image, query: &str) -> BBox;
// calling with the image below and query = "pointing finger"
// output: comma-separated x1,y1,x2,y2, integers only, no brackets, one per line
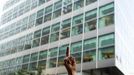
66,47,70,57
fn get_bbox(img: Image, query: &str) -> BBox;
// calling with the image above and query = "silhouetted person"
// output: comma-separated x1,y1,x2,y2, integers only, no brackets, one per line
64,47,76,75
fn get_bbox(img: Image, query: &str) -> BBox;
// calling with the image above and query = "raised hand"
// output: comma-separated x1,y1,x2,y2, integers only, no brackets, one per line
64,47,76,75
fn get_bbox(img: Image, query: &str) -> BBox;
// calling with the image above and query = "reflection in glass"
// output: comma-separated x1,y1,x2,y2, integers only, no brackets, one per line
23,55,30,63
49,58,57,68
61,19,71,39
22,64,28,70
30,53,38,62
84,38,96,50
72,52,81,64
72,14,83,36
86,0,97,5
29,62,37,70
74,0,84,10
50,32,59,42
49,48,58,58
99,46,114,60
59,44,69,56
99,34,114,47
42,27,50,36
36,17,43,25
39,50,47,60
99,3,114,28
32,38,40,47
58,56,64,66
71,41,82,54
83,50,96,62
38,60,46,69
41,35,49,45
34,30,41,38
39,0,45,6
99,14,114,28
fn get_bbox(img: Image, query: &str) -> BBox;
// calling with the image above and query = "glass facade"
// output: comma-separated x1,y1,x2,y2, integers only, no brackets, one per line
85,9,97,32
98,34,115,60
61,19,71,39
99,3,114,28
83,38,96,62
72,14,83,36
0,1,115,75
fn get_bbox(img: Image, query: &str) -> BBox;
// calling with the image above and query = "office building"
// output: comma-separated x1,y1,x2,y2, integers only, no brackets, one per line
0,0,133,75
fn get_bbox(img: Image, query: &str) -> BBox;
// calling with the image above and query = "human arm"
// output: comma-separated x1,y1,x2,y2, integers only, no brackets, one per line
64,47,76,75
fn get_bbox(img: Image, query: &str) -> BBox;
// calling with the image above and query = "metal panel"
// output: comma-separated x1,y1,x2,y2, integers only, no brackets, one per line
115,0,134,74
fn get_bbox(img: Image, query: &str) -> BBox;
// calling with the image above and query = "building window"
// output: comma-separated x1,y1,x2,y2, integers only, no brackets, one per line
21,17,28,31
58,56,64,66
38,0,45,6
44,13,52,22
61,19,71,39
30,52,38,62
99,46,114,60
18,3,25,16
71,41,82,54
99,34,114,47
48,58,57,68
73,0,84,10
72,14,83,36
50,23,60,42
16,57,23,65
99,34,115,60
83,50,96,62
17,37,25,52
34,30,41,38
50,33,59,42
28,13,36,28
85,9,97,32
86,0,97,5
84,38,96,51
22,64,28,70
36,9,44,26
44,5,52,22
24,34,32,50
32,30,41,47
11,43,17,54
29,62,37,71
49,48,58,58
39,50,47,60
31,0,38,9
72,52,81,64
36,17,43,26
83,38,96,62
48,47,58,68
23,55,30,63
54,0,62,10
99,3,114,28
59,44,69,56
24,0,31,13
32,38,40,47
46,0,51,2
41,36,49,45
53,9,62,18
58,44,69,66
53,0,62,18
45,5,52,14
41,27,50,45
12,7,18,19
38,60,46,69
17,43,24,52
37,9,44,18
63,0,72,14
42,26,50,36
